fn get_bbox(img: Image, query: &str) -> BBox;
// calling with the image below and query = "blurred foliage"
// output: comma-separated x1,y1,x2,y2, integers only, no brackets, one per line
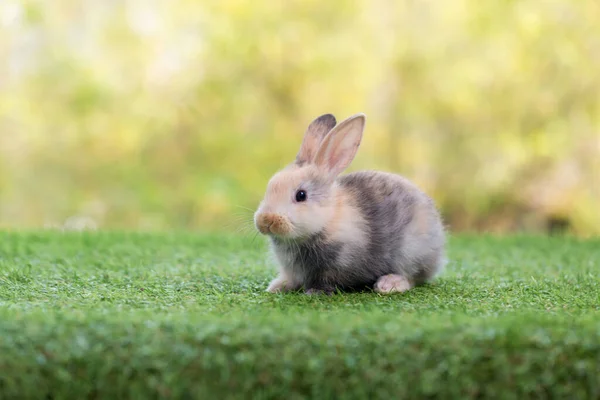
0,0,599,235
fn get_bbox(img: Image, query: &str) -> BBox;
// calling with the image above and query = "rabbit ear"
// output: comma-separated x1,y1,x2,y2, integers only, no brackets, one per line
313,113,365,180
295,114,337,166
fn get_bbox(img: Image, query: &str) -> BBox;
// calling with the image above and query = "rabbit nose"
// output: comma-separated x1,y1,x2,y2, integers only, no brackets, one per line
256,213,290,235
256,213,275,234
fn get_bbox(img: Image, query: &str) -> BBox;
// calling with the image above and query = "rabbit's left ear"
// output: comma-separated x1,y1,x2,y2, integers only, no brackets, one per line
296,114,337,166
313,113,366,180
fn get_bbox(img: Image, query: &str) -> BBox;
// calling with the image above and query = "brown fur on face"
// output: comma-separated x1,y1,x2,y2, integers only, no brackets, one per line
254,164,333,239
261,165,319,205
255,212,293,235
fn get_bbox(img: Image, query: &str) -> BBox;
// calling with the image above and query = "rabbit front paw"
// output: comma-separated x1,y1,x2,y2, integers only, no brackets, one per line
266,276,294,293
374,274,412,294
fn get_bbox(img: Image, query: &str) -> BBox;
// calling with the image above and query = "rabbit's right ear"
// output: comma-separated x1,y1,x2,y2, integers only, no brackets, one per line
295,114,337,166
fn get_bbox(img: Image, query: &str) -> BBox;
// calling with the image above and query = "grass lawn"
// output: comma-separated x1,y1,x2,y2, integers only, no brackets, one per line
0,231,599,399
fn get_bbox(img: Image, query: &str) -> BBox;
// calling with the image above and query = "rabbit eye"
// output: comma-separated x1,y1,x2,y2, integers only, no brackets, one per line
295,190,307,202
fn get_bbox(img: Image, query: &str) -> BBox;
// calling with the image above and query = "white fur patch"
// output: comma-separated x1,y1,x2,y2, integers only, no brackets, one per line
271,243,305,288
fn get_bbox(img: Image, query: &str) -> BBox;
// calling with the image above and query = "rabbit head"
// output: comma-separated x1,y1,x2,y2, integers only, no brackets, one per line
254,113,366,240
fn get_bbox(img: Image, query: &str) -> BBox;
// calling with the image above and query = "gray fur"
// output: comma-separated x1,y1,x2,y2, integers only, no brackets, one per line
269,170,445,293
339,171,445,286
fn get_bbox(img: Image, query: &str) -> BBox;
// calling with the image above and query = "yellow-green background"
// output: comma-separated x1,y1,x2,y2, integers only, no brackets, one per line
1,0,598,235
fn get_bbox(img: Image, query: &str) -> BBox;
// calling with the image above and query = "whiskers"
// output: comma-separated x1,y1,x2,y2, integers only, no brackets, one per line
225,205,264,248
233,205,256,213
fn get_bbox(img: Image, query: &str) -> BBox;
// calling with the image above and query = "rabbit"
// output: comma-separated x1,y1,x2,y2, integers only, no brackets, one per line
254,113,447,295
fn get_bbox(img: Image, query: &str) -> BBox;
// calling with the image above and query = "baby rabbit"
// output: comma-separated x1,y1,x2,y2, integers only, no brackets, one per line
254,113,446,295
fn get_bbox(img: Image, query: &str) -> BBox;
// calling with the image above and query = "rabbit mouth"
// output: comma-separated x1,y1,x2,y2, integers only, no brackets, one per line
255,212,294,236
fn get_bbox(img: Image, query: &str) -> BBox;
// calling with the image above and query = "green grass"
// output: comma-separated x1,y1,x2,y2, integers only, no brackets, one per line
0,232,599,399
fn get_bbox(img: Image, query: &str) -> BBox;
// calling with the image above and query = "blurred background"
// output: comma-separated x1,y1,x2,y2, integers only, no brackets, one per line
0,0,599,236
